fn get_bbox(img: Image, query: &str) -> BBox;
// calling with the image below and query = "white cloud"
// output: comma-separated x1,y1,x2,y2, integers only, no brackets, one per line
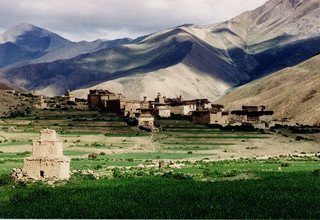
0,0,268,41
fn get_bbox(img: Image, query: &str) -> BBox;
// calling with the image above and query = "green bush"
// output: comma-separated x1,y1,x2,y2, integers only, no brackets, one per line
203,168,221,178
112,168,123,178
281,162,290,167
162,171,192,180
94,164,103,170
313,169,320,176
0,174,13,186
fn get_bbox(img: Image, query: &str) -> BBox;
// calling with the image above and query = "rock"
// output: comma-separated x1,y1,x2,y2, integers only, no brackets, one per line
137,164,145,168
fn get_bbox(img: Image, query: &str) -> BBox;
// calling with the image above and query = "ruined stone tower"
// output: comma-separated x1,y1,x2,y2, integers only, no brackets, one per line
24,129,70,180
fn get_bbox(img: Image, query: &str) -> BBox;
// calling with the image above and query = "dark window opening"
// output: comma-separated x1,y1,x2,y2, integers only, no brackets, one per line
40,170,45,178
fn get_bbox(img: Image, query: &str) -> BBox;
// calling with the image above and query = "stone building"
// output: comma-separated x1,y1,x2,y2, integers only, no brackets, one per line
33,95,47,109
87,89,120,109
229,105,274,128
192,104,229,126
151,93,210,116
137,108,158,132
24,129,70,180
154,104,171,118
64,89,76,102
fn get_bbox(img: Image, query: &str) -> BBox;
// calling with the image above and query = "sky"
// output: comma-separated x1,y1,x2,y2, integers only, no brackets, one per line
0,0,268,42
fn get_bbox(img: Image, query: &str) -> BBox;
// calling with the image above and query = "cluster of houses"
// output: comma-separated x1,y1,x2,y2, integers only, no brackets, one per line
28,88,298,131
86,89,287,131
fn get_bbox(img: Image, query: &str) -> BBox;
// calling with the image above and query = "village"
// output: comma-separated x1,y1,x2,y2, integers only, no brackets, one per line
85,89,296,131
0,87,298,132
2,88,318,183
1,88,320,219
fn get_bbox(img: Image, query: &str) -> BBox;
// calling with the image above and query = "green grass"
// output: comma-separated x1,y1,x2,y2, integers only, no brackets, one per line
63,151,91,156
161,129,261,134
161,142,234,146
0,172,320,218
163,147,212,151
176,135,270,139
61,131,104,136
0,141,32,147
98,152,211,160
71,160,141,169
104,133,150,137
0,152,31,159
0,161,23,175
177,159,320,174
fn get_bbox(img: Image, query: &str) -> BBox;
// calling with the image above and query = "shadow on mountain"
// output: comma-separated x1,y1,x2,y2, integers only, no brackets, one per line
226,35,320,86
0,42,46,68
2,38,193,95
252,36,320,79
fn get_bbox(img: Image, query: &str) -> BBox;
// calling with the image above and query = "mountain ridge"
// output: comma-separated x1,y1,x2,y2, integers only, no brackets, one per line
0,0,319,101
0,23,141,68
218,54,320,125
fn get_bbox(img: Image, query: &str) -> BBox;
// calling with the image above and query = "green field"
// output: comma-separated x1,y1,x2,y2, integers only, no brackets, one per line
0,168,320,218
0,108,319,218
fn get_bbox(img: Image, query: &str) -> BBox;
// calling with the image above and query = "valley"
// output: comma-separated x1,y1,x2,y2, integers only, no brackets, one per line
0,0,320,218
0,107,319,218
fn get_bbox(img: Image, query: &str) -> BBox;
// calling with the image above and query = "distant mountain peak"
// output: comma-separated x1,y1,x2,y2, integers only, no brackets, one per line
0,23,72,51
0,23,40,44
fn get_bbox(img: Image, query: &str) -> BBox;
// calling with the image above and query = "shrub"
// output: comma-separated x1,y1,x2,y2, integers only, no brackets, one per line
222,169,241,177
281,162,290,167
112,168,123,178
187,151,193,154
71,173,96,181
203,168,221,178
162,171,192,180
94,164,103,170
88,153,98,160
15,180,27,188
313,169,320,176
0,174,13,186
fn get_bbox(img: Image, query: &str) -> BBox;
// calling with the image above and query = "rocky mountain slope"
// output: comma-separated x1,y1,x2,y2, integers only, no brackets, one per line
0,80,27,92
0,0,320,100
218,54,320,125
0,23,138,68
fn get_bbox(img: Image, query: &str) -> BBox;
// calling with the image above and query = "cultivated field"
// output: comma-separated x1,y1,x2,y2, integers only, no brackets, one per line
0,108,320,218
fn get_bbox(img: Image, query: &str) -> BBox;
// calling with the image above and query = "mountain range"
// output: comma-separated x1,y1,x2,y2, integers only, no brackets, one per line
0,0,319,112
218,53,320,125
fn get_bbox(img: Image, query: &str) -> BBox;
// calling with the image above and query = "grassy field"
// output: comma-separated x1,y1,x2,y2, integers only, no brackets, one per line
0,169,320,219
0,108,320,218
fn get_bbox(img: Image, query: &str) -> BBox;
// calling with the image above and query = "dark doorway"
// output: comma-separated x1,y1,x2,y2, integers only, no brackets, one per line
40,170,45,178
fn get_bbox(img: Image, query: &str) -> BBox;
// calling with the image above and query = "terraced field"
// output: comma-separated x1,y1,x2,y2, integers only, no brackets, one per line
0,108,320,218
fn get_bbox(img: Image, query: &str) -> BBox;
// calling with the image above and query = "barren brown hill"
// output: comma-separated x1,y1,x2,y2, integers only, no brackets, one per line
218,54,320,125
0,81,26,92
0,88,31,117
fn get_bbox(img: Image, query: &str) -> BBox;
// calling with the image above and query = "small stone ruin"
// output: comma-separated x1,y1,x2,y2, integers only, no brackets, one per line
12,129,70,181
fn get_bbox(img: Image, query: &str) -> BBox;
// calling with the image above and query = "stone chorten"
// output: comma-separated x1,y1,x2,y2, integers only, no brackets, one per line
24,129,70,180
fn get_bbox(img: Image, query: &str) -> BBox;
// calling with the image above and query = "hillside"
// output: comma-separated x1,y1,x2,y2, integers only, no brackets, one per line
218,54,320,125
0,0,320,100
0,90,31,117
0,23,138,68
